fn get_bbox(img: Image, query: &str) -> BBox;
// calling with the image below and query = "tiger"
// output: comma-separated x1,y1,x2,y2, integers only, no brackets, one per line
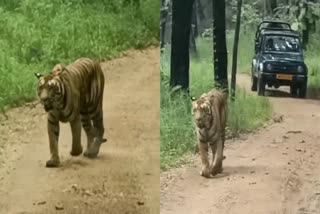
191,89,227,178
34,58,107,168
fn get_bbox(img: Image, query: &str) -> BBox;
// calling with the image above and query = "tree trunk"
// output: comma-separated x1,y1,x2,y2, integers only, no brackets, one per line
265,0,277,16
231,0,243,100
196,0,205,22
212,0,228,92
297,0,311,50
170,0,195,90
160,0,168,52
189,2,198,56
270,0,277,15
192,2,198,38
302,21,310,50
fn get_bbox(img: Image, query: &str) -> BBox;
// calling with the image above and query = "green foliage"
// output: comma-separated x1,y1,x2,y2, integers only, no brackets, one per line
304,31,320,97
275,0,320,32
231,0,262,32
0,0,159,110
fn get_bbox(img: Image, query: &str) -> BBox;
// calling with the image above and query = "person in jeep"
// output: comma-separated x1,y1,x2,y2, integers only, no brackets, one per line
264,36,300,53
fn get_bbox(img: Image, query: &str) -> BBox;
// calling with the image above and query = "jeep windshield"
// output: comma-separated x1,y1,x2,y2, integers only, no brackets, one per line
263,35,301,54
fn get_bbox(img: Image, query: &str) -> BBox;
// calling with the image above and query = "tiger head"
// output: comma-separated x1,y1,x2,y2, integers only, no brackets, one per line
192,97,213,129
35,73,63,112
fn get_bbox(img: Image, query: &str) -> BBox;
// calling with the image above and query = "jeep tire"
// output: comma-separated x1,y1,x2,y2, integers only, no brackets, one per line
298,81,307,98
251,74,258,91
290,85,298,97
257,77,265,96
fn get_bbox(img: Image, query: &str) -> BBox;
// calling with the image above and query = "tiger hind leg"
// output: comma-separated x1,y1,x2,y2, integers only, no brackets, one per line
85,109,105,158
199,140,211,178
81,114,95,157
70,116,83,156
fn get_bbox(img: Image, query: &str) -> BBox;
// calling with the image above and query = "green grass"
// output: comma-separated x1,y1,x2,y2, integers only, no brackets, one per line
0,0,159,110
304,34,320,98
160,42,272,170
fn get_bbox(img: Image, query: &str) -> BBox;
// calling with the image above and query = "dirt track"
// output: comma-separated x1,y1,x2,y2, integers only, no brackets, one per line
161,74,320,214
0,47,160,214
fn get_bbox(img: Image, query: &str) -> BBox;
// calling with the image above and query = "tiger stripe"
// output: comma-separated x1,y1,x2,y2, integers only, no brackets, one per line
192,89,227,178
35,58,106,167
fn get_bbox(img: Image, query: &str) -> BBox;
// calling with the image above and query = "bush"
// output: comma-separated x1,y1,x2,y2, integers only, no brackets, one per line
0,0,159,110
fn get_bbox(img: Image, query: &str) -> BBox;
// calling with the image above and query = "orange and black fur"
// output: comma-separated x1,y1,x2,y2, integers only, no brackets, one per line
35,58,106,167
192,89,227,178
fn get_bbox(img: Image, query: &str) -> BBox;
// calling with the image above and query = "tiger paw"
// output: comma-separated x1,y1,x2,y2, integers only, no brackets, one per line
83,149,91,157
46,159,60,168
200,167,211,178
83,149,98,159
84,139,102,159
70,147,83,156
211,165,223,176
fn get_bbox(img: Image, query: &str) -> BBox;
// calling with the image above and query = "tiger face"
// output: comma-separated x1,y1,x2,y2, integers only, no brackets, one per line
192,99,213,129
35,73,62,112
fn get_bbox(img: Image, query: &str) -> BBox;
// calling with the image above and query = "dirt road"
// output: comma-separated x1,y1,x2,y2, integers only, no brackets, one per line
0,47,160,214
161,74,320,214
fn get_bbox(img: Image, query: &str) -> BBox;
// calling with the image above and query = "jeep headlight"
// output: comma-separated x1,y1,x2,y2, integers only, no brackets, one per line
259,63,264,71
252,59,256,67
266,63,272,71
297,65,304,73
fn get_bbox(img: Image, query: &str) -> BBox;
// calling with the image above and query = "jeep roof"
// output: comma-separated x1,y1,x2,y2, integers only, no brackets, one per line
255,20,293,40
259,30,300,37
257,20,291,31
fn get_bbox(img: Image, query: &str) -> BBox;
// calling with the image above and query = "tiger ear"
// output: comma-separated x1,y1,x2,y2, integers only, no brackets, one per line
52,64,66,75
208,94,216,106
34,72,43,79
191,96,196,101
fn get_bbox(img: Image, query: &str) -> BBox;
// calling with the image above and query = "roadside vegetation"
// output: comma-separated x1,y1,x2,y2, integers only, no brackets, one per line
0,0,159,111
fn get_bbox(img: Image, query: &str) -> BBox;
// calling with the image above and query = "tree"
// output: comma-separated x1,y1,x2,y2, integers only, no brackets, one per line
294,0,319,49
231,0,243,100
170,0,195,90
212,0,228,92
189,2,198,56
276,0,320,49
160,0,169,52
264,0,277,16
196,0,205,24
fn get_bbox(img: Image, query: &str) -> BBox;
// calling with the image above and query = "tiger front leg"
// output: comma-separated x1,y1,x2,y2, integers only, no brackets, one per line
198,140,211,178
70,116,83,156
46,114,60,167
210,137,224,176
209,142,217,172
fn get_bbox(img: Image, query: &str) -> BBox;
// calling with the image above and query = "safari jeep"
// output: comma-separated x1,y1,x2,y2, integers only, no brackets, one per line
251,20,308,98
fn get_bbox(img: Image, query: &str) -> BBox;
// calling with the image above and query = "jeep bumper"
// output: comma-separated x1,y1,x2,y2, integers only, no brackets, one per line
260,72,307,86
